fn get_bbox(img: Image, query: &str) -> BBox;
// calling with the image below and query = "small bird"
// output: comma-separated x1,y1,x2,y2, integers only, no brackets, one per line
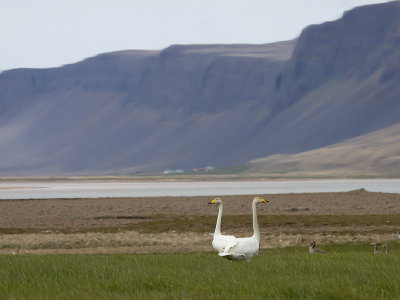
381,243,389,254
370,242,382,254
309,240,325,253
11,245,20,255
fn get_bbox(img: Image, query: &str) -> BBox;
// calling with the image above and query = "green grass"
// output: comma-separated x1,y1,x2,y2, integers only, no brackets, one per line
1,243,399,299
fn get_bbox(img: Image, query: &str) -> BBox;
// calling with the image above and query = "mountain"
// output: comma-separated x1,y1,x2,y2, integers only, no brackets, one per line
243,0,400,174
246,122,400,177
0,42,294,175
241,0,400,157
0,1,399,176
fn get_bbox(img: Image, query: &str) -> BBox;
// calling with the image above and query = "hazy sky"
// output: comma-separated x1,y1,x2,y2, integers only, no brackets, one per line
0,0,392,71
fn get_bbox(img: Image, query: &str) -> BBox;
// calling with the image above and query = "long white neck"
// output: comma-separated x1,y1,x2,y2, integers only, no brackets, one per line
214,202,223,235
252,200,260,241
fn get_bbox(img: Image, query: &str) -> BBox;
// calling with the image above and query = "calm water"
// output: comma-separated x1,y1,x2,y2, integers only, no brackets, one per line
0,179,399,199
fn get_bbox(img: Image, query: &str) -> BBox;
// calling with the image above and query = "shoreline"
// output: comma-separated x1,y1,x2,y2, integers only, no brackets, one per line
1,179,400,201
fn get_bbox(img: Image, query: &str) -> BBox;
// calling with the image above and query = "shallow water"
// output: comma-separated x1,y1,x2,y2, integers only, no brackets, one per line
0,179,399,199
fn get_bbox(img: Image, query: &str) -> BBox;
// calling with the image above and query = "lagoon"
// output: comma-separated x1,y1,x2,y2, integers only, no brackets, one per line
0,179,399,199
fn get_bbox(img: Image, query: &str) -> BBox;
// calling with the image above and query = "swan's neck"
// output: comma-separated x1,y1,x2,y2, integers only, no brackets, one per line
252,200,260,241
215,202,223,235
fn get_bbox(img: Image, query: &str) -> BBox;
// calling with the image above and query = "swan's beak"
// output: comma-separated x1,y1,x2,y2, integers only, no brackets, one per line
261,198,269,203
208,199,216,205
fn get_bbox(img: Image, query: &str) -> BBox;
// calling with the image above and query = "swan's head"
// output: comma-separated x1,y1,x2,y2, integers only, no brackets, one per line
253,196,268,204
309,241,316,247
208,197,222,205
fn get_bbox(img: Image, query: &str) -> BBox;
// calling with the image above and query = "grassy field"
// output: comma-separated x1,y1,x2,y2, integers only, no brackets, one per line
1,243,399,299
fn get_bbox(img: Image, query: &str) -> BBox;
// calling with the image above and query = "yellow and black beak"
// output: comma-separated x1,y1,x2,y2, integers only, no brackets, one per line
261,198,269,203
208,199,216,205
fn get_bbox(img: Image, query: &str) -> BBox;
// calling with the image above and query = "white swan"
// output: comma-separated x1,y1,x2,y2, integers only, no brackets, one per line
218,196,268,262
208,198,237,253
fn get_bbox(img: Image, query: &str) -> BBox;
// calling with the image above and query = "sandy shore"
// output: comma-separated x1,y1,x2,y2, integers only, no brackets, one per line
1,189,399,254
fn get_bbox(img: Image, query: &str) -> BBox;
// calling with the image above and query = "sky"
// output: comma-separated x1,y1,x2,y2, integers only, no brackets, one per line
0,0,393,71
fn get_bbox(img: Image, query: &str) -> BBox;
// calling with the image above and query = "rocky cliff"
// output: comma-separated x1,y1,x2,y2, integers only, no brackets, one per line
0,42,294,174
242,0,400,158
0,1,399,175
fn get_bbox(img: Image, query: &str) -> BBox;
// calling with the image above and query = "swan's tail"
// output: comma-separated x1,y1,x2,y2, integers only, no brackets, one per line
218,252,247,261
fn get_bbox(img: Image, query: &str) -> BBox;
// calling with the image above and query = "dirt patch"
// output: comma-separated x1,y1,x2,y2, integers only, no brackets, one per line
1,189,400,230
0,190,399,254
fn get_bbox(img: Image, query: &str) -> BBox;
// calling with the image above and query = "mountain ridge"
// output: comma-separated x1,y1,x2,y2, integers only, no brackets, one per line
0,1,399,175
0,41,295,175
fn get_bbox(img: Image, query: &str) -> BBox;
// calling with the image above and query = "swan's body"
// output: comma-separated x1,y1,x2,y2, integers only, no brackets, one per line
219,235,260,261
214,197,268,262
371,243,383,254
209,198,237,253
309,241,325,254
212,234,237,253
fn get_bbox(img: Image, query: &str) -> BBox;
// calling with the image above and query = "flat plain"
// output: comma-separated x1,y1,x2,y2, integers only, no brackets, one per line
1,189,400,299
0,189,399,254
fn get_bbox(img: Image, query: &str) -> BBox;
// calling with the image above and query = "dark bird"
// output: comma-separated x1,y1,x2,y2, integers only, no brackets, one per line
309,240,325,253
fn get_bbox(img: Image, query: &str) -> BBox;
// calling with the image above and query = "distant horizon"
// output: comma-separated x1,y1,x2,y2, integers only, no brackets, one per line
0,0,393,72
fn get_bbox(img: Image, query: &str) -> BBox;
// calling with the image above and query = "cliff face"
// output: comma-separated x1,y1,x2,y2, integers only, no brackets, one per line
242,1,400,160
0,42,294,174
276,1,400,106
1,1,400,176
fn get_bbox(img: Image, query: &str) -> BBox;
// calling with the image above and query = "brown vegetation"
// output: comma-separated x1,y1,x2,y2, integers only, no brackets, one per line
0,189,399,254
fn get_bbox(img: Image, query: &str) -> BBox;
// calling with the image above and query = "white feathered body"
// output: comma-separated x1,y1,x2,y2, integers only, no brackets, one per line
212,233,237,253
218,235,260,262
209,197,266,262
